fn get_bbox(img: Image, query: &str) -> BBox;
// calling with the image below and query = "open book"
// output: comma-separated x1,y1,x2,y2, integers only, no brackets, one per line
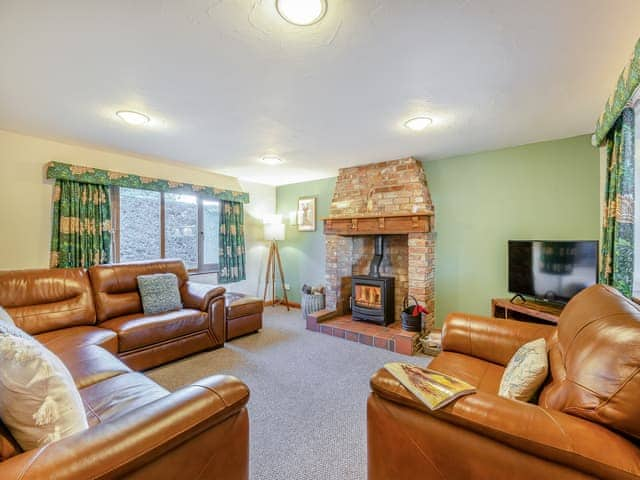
384,362,476,410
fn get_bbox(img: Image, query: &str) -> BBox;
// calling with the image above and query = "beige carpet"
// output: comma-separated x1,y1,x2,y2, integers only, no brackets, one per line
147,306,428,480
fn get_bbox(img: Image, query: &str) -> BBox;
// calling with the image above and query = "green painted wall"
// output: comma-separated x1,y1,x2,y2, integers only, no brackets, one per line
423,135,599,325
276,135,600,324
276,177,336,303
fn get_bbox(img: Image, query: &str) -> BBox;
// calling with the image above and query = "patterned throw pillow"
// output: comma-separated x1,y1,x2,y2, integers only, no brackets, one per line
0,334,88,450
137,273,183,315
499,338,548,402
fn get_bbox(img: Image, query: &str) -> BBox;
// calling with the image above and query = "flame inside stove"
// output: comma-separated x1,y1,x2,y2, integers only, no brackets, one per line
354,285,382,309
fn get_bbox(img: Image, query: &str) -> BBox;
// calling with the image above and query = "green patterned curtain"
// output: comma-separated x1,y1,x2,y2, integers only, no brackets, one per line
218,200,246,283
593,37,640,146
50,180,112,268
600,107,635,296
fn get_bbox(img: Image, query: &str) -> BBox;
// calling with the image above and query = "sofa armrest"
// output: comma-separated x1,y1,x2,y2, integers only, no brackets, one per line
0,375,249,480
442,312,556,366
370,369,640,480
207,295,226,346
181,281,225,311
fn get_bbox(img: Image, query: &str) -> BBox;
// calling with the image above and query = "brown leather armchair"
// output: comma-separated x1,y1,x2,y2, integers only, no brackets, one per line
368,285,640,480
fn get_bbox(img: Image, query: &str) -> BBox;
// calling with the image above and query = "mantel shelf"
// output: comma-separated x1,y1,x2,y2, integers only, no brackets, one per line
323,213,433,236
321,211,434,221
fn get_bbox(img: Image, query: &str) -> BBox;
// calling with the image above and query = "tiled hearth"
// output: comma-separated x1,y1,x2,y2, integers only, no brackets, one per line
306,312,419,355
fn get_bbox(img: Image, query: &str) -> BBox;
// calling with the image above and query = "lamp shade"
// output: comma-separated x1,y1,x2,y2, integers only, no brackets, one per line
264,222,285,241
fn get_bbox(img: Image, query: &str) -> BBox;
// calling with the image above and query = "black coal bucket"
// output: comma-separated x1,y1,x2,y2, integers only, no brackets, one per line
401,296,422,332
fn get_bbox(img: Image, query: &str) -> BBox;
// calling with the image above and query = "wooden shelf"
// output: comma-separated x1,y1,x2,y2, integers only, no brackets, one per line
323,213,433,236
492,298,562,324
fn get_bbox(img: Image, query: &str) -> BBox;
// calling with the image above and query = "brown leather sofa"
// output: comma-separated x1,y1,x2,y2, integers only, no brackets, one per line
89,260,226,370
0,265,249,479
368,284,640,480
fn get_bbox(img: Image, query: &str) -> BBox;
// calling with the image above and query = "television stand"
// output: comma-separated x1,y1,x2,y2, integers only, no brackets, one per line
492,298,562,325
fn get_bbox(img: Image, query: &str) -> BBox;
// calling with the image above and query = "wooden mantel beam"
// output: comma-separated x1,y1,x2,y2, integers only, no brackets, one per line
323,212,433,236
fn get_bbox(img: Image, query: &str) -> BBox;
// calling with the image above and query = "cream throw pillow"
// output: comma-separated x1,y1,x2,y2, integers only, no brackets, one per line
499,338,548,402
0,334,88,450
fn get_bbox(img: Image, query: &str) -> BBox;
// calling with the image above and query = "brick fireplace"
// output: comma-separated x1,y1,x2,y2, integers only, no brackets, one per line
308,157,435,354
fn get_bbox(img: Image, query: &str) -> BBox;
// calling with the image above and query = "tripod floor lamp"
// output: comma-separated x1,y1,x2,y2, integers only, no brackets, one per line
263,215,289,310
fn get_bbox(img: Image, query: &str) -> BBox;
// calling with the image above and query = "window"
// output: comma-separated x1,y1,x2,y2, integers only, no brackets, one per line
112,187,220,273
165,193,199,270
118,188,161,262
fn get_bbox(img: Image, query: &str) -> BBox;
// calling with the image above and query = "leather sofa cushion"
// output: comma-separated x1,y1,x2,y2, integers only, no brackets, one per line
0,268,96,334
56,345,132,390
429,351,505,394
225,293,264,320
442,313,555,367
100,309,208,353
540,284,640,440
80,372,169,427
36,326,118,355
89,260,189,323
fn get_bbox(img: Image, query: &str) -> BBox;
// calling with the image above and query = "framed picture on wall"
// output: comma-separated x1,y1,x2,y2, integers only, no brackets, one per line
297,196,316,232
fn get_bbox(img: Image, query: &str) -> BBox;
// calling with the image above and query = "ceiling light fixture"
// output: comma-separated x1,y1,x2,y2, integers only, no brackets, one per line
116,110,150,126
260,155,284,165
276,0,327,26
404,116,433,132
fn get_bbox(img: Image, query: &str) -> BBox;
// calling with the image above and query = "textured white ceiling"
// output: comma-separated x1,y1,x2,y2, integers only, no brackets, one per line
0,0,638,185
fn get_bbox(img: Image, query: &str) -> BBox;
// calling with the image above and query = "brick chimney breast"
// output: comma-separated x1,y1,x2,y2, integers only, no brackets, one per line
323,157,436,338
329,157,433,218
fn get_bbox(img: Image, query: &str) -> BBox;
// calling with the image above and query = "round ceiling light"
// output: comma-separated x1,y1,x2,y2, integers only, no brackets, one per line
260,155,284,165
276,0,327,26
404,116,433,132
116,110,150,126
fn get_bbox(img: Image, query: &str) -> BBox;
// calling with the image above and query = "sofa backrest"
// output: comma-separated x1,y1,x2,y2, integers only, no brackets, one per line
89,259,189,322
539,284,640,440
0,268,96,334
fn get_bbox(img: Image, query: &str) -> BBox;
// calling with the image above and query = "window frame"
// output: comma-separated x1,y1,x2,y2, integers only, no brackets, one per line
111,186,220,274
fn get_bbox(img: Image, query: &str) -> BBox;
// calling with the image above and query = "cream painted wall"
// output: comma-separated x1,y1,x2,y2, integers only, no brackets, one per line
0,129,275,295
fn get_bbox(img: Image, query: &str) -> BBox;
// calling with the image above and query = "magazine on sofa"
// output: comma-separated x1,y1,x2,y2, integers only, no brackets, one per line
384,362,476,410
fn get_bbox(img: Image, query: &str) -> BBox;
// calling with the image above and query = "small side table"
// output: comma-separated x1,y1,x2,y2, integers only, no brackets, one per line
492,298,562,325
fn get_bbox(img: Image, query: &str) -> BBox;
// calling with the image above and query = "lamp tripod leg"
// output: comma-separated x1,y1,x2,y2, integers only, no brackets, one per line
274,242,289,311
263,241,274,304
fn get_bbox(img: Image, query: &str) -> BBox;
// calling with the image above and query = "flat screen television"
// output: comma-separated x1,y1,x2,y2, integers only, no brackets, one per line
508,240,598,304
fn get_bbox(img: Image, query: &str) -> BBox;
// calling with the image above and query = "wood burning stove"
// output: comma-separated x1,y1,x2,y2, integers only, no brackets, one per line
351,236,395,325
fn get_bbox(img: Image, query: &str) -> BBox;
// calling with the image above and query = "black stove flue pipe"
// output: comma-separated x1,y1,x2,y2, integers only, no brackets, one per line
368,235,384,277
